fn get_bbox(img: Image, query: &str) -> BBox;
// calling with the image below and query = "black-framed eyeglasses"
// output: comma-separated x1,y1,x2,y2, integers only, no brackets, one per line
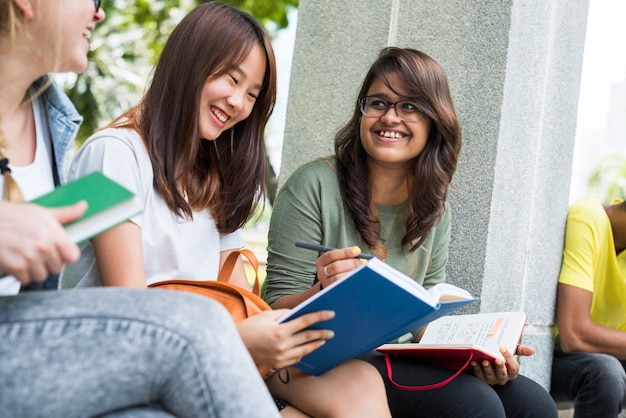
358,96,423,123
93,0,101,12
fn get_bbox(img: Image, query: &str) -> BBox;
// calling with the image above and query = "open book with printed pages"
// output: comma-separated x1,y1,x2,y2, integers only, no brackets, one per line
30,172,141,244
277,257,478,376
376,311,528,370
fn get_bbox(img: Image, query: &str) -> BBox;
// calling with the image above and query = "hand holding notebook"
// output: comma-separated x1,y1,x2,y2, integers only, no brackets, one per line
278,257,478,375
377,311,528,370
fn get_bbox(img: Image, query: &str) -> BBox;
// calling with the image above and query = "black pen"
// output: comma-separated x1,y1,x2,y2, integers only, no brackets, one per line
295,241,375,260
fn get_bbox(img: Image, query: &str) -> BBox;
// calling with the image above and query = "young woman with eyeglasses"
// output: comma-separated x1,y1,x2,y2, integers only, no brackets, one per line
264,47,559,417
0,1,285,416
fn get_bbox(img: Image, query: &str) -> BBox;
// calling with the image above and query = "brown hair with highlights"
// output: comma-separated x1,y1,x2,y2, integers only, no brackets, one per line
335,47,462,258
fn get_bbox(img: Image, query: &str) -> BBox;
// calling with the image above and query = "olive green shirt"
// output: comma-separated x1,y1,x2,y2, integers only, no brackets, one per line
264,157,451,311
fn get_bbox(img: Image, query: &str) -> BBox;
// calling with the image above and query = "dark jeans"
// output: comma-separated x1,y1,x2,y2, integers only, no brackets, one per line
361,351,557,418
20,273,59,291
551,350,626,418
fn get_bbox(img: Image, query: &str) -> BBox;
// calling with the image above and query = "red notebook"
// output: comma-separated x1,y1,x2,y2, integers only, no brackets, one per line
376,311,528,371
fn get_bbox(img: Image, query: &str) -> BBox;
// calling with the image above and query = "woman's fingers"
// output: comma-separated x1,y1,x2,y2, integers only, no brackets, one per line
0,202,85,284
471,348,521,386
316,247,365,288
238,309,337,368
515,344,536,357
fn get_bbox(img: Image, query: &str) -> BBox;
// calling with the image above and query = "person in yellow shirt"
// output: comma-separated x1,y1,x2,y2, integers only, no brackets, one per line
551,194,626,417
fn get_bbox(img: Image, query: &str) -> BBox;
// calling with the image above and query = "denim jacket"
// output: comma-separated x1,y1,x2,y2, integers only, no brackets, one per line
31,76,83,185
21,76,83,291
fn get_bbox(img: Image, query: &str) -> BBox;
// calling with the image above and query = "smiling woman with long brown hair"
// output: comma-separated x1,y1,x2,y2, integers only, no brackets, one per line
0,1,283,416
265,47,559,418
62,2,391,417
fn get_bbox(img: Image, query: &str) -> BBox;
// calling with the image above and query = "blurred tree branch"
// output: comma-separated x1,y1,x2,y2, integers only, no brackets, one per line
588,153,626,202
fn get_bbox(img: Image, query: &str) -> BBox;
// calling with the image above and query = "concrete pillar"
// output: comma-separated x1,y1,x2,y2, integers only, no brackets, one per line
279,0,590,389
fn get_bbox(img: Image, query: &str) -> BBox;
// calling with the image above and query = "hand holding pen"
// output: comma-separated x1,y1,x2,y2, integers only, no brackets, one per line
295,241,375,290
295,241,375,259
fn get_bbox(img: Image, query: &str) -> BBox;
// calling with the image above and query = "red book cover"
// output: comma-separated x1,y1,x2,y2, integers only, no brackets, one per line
376,311,528,370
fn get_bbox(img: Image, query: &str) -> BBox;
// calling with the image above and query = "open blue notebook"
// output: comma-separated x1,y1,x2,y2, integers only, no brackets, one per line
278,258,477,375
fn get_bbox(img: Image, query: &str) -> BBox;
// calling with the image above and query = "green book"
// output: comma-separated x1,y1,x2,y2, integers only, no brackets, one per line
31,172,141,243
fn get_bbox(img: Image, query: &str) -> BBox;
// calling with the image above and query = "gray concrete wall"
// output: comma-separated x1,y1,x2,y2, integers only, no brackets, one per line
279,0,589,390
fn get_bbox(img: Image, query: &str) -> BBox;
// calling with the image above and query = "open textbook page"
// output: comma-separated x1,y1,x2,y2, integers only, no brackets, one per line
377,311,528,369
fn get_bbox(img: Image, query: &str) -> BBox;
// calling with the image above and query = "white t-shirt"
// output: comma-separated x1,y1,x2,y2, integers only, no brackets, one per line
0,96,55,295
60,128,244,288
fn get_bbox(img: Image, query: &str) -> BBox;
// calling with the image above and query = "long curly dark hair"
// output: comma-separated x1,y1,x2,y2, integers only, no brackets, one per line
335,47,461,258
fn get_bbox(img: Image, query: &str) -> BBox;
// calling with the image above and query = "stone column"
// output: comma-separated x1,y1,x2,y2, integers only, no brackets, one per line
279,0,590,389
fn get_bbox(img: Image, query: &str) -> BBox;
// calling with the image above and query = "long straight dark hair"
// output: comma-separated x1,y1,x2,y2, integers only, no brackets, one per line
335,47,461,257
113,1,276,233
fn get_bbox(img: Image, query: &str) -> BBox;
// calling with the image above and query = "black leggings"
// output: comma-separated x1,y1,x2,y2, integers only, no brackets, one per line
360,352,557,418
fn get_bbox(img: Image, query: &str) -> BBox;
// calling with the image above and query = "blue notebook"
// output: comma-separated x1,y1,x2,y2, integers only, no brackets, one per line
278,258,478,375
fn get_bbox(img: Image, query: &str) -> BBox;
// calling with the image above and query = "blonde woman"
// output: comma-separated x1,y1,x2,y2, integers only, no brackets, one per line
0,1,280,416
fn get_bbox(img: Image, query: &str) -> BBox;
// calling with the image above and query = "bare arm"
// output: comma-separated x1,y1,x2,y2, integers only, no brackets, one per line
271,247,364,309
271,284,322,309
92,220,146,287
219,249,251,290
557,283,626,359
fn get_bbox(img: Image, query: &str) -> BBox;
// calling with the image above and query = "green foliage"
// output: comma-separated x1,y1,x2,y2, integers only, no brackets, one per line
61,0,297,145
222,0,298,32
61,0,194,144
587,153,626,202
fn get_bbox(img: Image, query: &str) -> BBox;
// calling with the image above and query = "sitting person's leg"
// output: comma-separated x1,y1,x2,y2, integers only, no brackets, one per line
361,351,506,418
266,359,391,418
551,351,626,418
491,374,558,417
99,409,176,418
0,288,279,418
361,351,556,418
279,404,312,418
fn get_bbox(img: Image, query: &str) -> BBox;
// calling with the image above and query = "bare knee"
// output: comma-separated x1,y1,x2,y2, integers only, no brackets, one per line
322,359,390,418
